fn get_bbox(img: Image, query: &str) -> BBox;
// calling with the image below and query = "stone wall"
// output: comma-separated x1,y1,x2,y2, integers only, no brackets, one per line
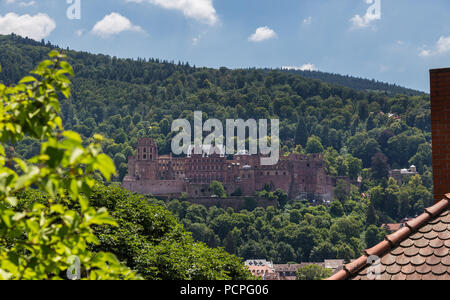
122,179,185,196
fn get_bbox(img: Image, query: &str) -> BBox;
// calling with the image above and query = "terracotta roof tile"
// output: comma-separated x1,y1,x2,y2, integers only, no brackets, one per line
327,197,450,280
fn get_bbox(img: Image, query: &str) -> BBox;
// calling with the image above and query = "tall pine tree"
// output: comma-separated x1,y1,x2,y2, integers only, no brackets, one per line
295,117,308,147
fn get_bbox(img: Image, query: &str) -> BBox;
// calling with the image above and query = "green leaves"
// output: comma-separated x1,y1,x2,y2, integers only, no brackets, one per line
19,76,37,84
93,154,116,181
0,52,139,280
59,61,74,76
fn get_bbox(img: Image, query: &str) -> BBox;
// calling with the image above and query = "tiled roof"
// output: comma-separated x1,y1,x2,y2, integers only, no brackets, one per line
328,196,450,280
273,264,301,272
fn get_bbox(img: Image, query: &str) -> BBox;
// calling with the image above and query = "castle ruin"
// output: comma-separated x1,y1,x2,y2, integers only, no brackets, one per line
122,138,342,201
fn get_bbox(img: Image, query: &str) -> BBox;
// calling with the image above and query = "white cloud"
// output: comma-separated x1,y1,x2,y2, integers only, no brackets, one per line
303,16,312,25
249,26,277,42
75,29,84,37
350,0,381,29
0,12,55,40
126,0,218,25
419,49,431,58
436,36,450,54
350,13,378,29
419,36,450,57
192,33,204,46
282,64,318,72
92,13,143,38
6,0,36,6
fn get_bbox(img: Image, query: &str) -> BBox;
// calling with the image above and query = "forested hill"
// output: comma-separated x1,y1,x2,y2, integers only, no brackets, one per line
0,34,432,191
280,69,425,96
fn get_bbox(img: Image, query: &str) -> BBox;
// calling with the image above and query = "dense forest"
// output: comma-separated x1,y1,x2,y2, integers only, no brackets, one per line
0,34,435,265
17,185,253,280
280,68,425,96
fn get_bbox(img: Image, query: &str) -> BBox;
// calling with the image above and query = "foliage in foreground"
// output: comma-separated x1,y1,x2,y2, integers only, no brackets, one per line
87,184,254,280
0,52,140,279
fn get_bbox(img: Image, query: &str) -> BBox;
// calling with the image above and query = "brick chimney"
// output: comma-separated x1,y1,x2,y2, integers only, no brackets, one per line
430,68,450,204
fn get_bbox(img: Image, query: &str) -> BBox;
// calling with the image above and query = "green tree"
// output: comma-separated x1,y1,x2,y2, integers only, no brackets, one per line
371,152,390,181
347,156,363,181
210,180,227,198
296,264,332,281
0,52,139,280
295,117,308,147
89,184,253,280
334,180,348,204
329,201,345,218
336,156,349,177
306,136,324,154
365,225,387,248
358,100,369,120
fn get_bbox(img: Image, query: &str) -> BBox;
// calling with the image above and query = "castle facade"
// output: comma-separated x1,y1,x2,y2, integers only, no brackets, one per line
122,138,342,201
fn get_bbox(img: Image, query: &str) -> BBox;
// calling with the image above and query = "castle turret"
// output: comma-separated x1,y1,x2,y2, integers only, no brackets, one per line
137,138,158,161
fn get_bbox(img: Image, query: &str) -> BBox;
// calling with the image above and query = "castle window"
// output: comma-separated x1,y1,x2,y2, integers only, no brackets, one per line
143,148,146,153
143,154,147,159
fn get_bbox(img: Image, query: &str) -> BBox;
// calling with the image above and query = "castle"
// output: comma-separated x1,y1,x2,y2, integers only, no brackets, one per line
122,138,343,201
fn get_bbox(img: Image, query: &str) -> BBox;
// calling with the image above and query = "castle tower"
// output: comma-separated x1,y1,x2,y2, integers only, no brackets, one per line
137,138,158,161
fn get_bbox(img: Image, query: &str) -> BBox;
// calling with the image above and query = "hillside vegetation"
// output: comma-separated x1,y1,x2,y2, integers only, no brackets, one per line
0,34,431,178
0,35,435,265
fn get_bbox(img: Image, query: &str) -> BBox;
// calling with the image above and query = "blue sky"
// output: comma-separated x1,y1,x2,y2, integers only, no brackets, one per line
1,0,450,92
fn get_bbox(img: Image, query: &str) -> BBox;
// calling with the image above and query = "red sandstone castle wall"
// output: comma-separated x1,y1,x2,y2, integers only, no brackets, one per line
123,138,345,201
122,179,185,196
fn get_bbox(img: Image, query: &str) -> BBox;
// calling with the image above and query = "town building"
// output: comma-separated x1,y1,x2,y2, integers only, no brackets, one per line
245,260,345,280
389,165,418,185
381,218,413,233
122,138,345,201
245,260,276,279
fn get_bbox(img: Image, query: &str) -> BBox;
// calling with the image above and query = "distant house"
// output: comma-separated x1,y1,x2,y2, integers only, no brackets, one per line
272,264,301,280
246,259,345,280
389,165,418,185
245,260,276,279
381,218,413,233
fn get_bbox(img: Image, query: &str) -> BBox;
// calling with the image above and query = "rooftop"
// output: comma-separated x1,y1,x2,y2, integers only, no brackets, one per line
328,195,450,280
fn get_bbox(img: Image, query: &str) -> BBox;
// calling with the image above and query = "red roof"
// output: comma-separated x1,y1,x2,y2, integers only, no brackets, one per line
328,195,450,280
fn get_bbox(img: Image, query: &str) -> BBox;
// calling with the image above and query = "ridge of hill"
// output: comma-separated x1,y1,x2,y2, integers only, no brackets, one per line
279,68,425,96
